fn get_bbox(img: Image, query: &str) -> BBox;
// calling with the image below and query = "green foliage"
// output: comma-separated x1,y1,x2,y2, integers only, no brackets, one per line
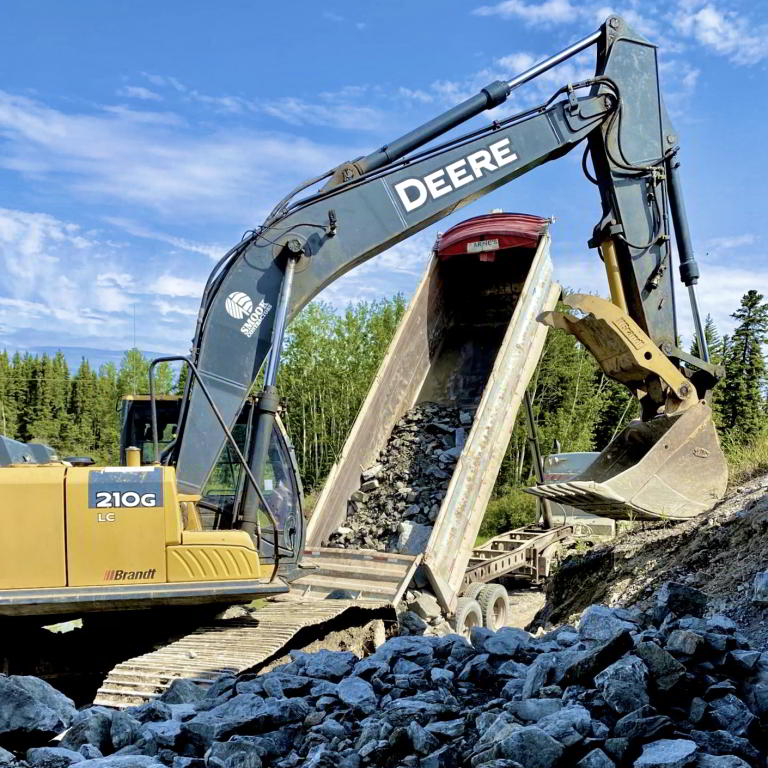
0,299,405,478
277,296,406,490
479,487,537,538
717,291,768,442
690,314,724,363
725,429,768,485
0,348,174,463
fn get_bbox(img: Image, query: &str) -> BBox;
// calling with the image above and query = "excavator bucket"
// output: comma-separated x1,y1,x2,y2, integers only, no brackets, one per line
527,402,727,520
526,294,728,521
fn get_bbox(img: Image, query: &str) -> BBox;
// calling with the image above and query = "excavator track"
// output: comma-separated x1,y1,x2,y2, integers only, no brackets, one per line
94,599,391,708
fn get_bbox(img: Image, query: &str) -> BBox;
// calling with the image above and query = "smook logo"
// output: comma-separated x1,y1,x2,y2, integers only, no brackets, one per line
225,291,273,338
392,137,518,213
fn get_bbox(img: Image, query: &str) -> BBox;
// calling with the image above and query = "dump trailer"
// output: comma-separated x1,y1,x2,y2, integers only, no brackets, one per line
296,213,563,618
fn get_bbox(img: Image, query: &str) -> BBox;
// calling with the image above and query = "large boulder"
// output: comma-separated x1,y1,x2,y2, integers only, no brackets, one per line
60,710,112,754
336,677,376,716
579,605,636,642
26,747,84,768
0,675,77,748
473,725,564,768
634,642,686,692
594,655,650,714
654,583,708,622
76,758,163,768
396,522,433,556
634,739,698,767
110,712,142,752
158,680,204,706
205,736,265,768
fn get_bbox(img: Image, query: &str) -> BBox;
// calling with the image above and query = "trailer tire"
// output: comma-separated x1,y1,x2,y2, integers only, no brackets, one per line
452,597,482,638
462,582,485,601
477,583,509,630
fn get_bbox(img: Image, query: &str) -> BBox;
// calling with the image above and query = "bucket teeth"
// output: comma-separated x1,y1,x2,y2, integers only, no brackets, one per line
528,481,641,518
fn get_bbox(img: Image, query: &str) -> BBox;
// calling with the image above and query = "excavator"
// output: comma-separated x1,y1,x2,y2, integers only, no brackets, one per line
0,16,727,627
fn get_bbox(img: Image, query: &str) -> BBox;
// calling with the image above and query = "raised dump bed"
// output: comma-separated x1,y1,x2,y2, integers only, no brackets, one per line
294,213,561,624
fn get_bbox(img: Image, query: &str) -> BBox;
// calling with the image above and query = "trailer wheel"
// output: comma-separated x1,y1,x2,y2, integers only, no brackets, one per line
462,582,485,601
452,597,482,638
477,583,509,630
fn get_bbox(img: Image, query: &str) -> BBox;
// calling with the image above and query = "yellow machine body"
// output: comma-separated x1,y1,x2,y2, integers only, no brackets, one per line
0,464,286,617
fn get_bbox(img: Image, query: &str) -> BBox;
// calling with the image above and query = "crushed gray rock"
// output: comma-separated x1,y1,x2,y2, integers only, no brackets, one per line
751,571,768,604
634,738,698,767
26,747,84,768
8,585,768,768
327,403,473,552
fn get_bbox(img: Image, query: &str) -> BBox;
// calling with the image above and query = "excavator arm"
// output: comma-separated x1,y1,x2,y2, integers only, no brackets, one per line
169,16,726,525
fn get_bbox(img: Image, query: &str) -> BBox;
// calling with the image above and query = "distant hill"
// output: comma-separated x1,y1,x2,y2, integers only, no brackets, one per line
1,345,180,372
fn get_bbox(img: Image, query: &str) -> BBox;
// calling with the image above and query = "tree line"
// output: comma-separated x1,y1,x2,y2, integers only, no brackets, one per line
0,290,765,508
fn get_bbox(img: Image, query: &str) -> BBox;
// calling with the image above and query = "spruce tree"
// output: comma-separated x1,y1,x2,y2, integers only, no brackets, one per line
720,290,768,441
690,314,724,363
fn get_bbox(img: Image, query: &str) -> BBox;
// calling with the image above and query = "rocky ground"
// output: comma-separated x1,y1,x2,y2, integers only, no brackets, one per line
327,403,474,554
534,472,768,650
2,582,768,767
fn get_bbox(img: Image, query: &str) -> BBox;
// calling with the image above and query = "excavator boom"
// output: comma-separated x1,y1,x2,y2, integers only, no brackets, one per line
169,16,725,523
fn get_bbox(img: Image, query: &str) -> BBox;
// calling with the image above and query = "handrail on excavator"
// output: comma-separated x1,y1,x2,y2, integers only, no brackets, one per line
148,355,281,580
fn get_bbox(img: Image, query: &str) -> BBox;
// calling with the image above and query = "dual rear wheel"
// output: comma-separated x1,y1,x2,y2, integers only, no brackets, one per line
452,582,509,636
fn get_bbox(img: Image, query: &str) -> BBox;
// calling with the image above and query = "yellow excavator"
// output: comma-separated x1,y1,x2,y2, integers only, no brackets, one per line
0,15,727,622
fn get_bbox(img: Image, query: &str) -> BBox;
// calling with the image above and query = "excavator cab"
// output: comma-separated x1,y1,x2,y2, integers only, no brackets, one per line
119,395,305,569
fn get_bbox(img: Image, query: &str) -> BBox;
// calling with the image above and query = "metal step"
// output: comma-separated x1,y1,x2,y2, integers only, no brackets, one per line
290,548,420,604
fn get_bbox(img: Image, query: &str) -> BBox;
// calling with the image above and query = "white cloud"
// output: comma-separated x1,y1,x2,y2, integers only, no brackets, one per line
0,89,357,224
0,207,215,351
153,299,198,317
142,73,186,92
704,233,757,251
105,217,226,260
317,232,434,308
398,87,435,104
96,272,134,289
473,0,581,25
673,2,768,65
117,85,162,101
472,0,768,66
261,97,387,131
151,275,205,298
686,261,768,339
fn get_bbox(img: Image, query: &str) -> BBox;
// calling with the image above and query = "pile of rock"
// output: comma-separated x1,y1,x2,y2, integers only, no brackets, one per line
5,583,768,767
328,403,473,553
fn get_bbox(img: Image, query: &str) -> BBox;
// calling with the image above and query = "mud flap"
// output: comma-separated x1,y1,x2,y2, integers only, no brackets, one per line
528,294,727,521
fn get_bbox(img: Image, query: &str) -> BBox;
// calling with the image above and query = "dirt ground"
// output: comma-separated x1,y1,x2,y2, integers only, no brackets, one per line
505,583,547,629
533,471,768,647
254,616,393,675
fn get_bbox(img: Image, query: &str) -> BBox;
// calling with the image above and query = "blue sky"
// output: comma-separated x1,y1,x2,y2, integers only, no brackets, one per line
1,0,766,364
